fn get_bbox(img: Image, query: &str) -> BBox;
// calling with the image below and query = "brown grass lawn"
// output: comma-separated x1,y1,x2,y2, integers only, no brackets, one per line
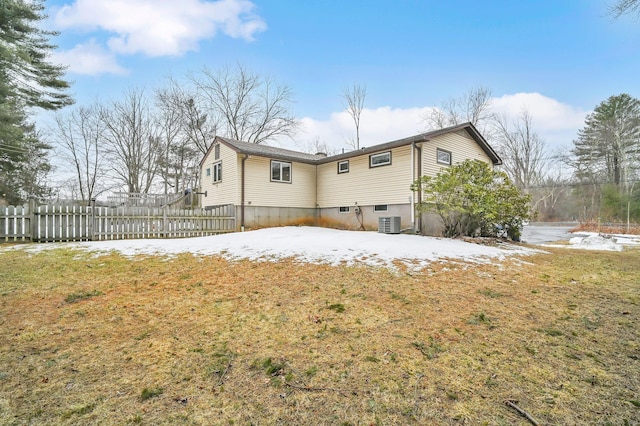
0,244,638,425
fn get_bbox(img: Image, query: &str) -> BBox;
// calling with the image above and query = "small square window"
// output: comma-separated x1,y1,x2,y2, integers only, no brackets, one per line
339,206,350,213
337,160,349,174
271,160,292,183
212,162,222,183
437,148,452,165
374,205,388,212
370,151,391,168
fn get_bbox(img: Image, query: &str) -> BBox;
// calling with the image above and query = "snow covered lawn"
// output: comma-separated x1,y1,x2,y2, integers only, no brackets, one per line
8,226,538,270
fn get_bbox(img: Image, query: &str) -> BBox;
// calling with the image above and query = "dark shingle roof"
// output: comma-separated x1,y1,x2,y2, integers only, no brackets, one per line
318,122,502,165
201,123,502,166
217,137,324,164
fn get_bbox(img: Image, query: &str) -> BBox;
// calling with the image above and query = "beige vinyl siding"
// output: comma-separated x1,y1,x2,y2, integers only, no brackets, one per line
244,156,317,208
200,142,239,206
422,131,492,177
317,145,414,207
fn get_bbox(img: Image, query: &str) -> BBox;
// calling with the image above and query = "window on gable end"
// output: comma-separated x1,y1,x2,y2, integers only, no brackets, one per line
437,148,452,165
212,162,222,183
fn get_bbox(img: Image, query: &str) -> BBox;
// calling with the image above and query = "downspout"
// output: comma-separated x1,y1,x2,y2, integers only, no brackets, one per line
411,142,416,232
416,143,422,233
241,154,248,232
315,163,319,225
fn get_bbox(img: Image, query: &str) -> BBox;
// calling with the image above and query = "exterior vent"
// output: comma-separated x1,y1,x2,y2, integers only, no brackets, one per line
378,216,401,234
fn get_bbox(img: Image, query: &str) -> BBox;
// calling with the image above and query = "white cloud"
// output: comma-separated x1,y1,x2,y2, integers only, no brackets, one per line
290,93,588,154
295,106,434,153
54,0,266,57
51,39,128,76
490,92,589,148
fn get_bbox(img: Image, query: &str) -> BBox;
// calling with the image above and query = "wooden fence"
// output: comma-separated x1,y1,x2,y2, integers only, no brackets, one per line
0,204,236,243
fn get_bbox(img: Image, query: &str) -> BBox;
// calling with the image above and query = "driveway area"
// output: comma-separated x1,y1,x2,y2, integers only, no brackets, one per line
520,224,576,244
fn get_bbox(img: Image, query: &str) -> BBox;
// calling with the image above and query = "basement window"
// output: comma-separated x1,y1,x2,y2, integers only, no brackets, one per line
374,204,388,212
339,206,350,213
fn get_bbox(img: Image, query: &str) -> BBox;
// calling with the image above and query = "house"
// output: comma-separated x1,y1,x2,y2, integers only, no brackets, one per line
199,122,502,234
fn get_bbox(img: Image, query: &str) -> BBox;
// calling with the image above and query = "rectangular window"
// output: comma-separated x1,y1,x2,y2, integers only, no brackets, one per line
338,206,350,213
374,204,388,212
437,148,452,165
337,160,349,174
370,151,391,168
271,160,292,183
212,162,222,183
214,144,220,160
206,168,211,177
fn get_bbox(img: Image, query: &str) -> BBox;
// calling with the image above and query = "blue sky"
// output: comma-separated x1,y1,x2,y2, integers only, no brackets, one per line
45,0,640,152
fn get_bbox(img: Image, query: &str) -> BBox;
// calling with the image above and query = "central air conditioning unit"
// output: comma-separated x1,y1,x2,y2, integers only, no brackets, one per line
378,216,401,234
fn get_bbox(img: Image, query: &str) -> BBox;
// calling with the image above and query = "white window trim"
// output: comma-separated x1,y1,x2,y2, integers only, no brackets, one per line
370,151,391,168
212,161,222,183
271,160,292,183
338,160,349,174
374,204,388,212
437,148,452,165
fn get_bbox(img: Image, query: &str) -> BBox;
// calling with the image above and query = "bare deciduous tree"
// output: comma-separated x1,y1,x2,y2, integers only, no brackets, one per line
156,78,217,156
191,64,298,144
155,84,201,194
342,84,367,150
494,109,548,190
424,86,494,133
611,0,640,18
306,136,337,156
100,88,162,193
529,174,570,221
53,105,109,203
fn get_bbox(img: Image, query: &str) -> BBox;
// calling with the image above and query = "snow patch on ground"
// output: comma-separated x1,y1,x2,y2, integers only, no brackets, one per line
544,232,640,252
2,226,539,270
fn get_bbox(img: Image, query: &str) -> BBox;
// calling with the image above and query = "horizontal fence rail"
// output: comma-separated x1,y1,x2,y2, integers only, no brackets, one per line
0,203,236,243
106,192,186,208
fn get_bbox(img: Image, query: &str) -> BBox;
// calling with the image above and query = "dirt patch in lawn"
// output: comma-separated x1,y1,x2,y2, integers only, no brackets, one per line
0,246,638,425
